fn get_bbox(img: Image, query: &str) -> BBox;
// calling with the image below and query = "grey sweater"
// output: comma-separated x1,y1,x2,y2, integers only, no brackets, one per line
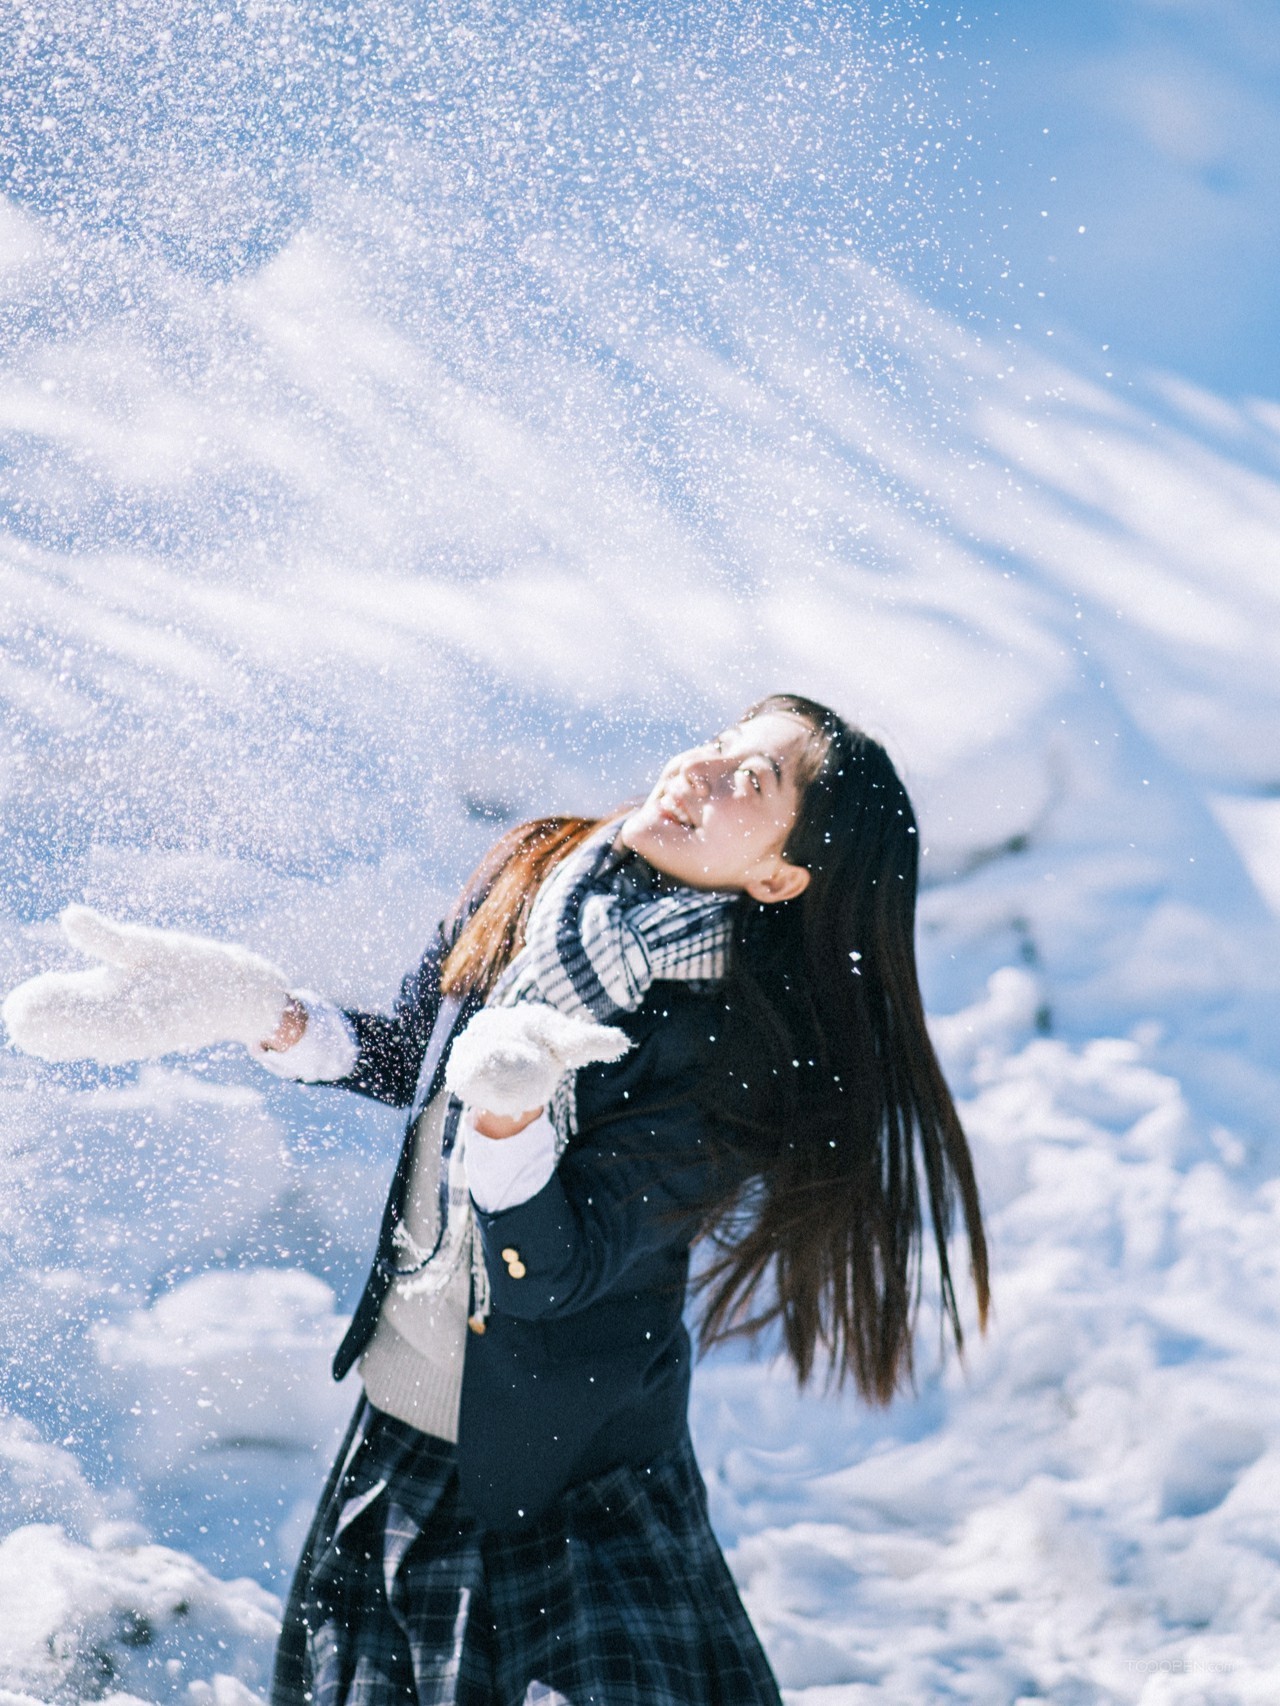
358,1093,470,1441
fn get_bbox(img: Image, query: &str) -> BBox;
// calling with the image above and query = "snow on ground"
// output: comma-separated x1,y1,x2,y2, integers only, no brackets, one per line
3,2,1280,1701
0,1415,279,1705
0,1519,278,1706
701,970,1280,1700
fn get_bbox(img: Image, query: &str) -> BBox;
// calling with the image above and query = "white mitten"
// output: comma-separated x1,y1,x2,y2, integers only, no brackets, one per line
444,1001,632,1116
2,905,292,1065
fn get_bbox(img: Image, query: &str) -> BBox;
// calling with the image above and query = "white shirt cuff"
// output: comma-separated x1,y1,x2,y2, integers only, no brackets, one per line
248,992,359,1082
463,1105,558,1213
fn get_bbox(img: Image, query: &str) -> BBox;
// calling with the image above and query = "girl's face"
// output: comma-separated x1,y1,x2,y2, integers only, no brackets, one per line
620,711,814,901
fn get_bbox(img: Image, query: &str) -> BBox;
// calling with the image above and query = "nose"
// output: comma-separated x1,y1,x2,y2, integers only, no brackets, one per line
681,744,727,795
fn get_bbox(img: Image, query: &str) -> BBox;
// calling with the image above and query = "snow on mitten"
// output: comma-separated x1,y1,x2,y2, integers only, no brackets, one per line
1,905,292,1065
444,1001,632,1116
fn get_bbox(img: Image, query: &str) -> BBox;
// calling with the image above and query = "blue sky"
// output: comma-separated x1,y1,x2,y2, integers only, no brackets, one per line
943,0,1280,395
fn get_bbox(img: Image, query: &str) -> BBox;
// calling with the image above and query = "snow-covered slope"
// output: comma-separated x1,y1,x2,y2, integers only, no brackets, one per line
3,2,1280,1701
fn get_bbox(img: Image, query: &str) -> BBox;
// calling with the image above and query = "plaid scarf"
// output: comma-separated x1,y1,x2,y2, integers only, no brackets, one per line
492,821,737,1025
389,826,736,1320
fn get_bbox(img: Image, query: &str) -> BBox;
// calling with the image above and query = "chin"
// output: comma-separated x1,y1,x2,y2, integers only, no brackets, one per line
617,809,648,851
620,811,666,859
621,812,690,877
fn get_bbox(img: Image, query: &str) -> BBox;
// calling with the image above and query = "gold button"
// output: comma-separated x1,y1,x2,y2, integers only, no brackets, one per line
507,1260,527,1279
501,1247,519,1264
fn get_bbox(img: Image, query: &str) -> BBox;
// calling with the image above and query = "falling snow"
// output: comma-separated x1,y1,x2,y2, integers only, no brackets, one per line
3,3,1280,1703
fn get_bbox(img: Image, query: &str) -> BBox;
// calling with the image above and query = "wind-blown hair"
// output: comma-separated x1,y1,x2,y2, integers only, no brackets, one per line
440,693,989,1405
692,694,988,1401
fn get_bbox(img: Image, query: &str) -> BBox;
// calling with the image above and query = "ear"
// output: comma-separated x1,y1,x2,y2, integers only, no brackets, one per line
743,859,810,905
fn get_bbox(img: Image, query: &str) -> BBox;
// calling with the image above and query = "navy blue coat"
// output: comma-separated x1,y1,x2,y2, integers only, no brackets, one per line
327,923,747,1532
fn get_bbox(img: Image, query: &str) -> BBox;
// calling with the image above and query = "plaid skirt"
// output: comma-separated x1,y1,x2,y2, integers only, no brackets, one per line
272,1399,782,1706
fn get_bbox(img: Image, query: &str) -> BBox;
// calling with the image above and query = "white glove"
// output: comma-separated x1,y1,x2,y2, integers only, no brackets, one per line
444,1001,632,1116
1,905,292,1065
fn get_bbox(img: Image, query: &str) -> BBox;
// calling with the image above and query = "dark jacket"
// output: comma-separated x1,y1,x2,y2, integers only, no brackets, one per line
327,924,746,1531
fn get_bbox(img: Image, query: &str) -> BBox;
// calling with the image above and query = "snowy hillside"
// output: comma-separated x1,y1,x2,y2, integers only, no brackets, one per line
4,1,1280,1701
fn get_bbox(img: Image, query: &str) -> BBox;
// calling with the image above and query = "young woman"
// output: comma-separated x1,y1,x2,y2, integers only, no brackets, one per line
2,693,989,1706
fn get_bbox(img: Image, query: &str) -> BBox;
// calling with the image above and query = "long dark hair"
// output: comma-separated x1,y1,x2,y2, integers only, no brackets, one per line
692,694,988,1402
440,694,988,1405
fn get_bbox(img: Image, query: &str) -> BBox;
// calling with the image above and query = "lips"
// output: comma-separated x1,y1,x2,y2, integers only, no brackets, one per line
657,791,697,830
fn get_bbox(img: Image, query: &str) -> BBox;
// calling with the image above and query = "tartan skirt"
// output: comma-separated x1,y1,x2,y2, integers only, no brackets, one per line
272,1399,783,1706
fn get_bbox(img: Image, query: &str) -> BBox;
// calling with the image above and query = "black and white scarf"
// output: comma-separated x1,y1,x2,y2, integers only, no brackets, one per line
392,824,737,1316
493,820,736,1025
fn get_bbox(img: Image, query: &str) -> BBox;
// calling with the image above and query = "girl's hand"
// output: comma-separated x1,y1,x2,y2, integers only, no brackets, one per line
260,995,309,1052
471,1105,545,1140
445,1001,632,1115
2,906,293,1065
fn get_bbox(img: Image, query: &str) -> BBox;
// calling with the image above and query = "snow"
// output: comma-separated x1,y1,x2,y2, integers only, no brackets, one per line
0,1521,278,1706
96,1270,351,1468
701,969,1280,1696
2,0,1280,1700
0,1417,278,1705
